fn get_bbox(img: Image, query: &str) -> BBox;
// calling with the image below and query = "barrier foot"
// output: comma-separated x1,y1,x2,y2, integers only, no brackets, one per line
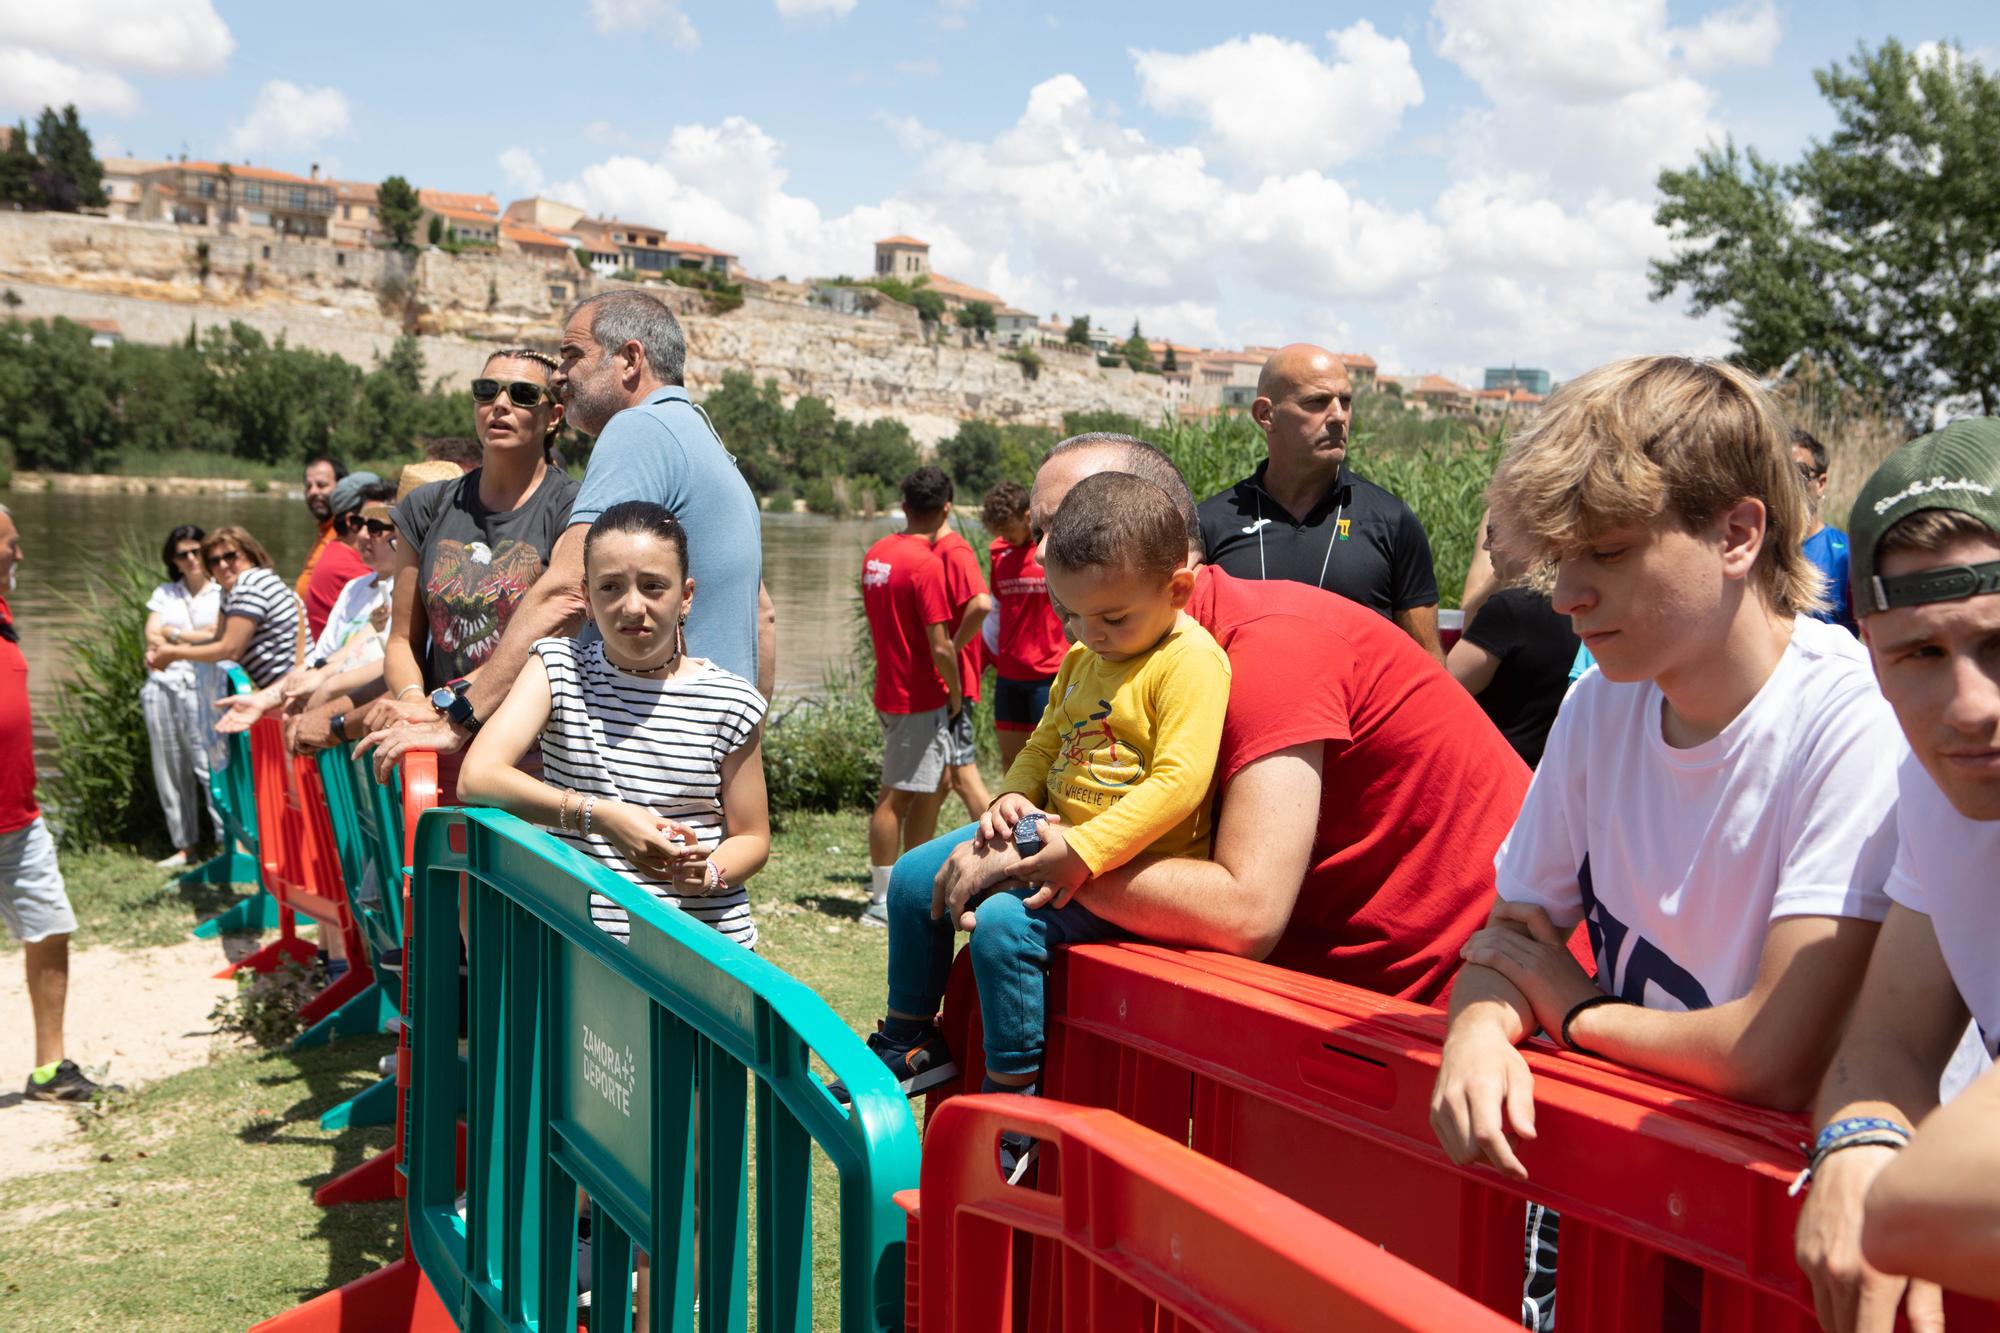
247,1255,455,1333
215,933,317,980
320,1074,397,1132
313,1146,398,1207
191,884,280,938
294,980,394,1051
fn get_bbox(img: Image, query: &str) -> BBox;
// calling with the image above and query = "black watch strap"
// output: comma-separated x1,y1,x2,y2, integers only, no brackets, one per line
443,689,481,733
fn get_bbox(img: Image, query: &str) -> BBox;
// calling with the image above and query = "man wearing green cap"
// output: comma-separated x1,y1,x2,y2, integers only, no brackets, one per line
1795,417,2000,1328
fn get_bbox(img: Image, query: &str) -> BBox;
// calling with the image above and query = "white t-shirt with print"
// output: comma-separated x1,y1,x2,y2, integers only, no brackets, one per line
313,572,392,666
1497,616,1900,1012
1885,752,2000,1062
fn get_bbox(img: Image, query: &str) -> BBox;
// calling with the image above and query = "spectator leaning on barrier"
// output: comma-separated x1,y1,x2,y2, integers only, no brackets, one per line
860,466,963,926
927,476,994,823
294,452,347,608
1794,418,2000,1329
362,294,778,782
922,432,1528,1004
1795,429,1857,634
299,471,380,642
1197,343,1445,663
983,480,1069,773
0,505,119,1102
140,523,223,866
1430,357,1902,1181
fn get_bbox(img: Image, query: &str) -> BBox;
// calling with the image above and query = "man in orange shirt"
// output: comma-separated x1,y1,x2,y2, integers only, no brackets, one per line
293,453,346,602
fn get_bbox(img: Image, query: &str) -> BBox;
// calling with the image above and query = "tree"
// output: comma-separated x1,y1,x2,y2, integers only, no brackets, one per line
956,299,996,342
427,214,444,247
1651,39,2000,419
1065,314,1091,346
936,419,1057,496
377,176,422,249
0,121,37,209
30,105,105,212
1162,343,1179,372
910,288,947,328
1121,319,1155,373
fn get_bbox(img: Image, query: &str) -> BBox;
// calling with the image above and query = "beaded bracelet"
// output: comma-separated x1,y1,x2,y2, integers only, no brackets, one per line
556,790,573,833
581,795,598,837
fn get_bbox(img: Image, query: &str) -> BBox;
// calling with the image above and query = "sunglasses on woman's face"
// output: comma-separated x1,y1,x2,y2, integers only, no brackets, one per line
173,546,202,561
361,519,397,537
471,378,549,408
206,549,243,570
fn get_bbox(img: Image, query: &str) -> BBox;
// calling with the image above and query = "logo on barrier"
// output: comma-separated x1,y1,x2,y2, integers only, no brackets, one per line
581,1022,637,1117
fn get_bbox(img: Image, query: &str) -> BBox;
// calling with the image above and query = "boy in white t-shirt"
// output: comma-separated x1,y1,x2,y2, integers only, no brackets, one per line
1430,356,1902,1184
1794,418,2000,1329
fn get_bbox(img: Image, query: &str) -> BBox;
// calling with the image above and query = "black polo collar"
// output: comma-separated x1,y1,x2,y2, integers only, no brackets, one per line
1242,458,1350,526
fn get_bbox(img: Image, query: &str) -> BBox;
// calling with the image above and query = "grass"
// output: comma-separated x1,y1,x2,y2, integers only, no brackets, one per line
0,804,969,1330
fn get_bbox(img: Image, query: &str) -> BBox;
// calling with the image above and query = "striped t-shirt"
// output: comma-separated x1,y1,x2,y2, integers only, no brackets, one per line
534,636,767,948
223,566,303,688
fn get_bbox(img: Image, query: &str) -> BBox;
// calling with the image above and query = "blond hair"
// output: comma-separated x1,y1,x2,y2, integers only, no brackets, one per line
1485,356,1822,616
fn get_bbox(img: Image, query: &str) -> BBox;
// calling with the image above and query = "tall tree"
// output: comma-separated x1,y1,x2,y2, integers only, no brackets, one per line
377,175,422,249
0,121,36,208
30,105,105,212
1065,314,1091,347
1651,39,2000,419
1121,319,1155,373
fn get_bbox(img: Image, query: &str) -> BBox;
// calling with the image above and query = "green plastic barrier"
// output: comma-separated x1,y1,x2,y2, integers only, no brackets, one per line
406,807,921,1332
312,743,406,1122
189,665,280,937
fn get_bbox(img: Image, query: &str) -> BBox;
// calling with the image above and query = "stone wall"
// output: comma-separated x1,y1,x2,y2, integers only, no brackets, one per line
0,209,1170,442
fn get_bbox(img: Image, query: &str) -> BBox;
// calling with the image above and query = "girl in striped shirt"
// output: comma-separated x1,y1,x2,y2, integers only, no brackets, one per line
458,501,770,948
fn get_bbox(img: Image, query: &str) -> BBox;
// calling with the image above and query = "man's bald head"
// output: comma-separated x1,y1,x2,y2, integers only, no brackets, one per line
1030,433,1203,564
1253,343,1354,476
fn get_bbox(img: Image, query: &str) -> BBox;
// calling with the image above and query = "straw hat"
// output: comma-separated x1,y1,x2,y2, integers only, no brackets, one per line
365,460,462,522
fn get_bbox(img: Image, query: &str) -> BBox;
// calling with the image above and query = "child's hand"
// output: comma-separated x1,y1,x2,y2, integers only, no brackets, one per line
594,800,691,882
1016,823,1090,911
979,792,1038,849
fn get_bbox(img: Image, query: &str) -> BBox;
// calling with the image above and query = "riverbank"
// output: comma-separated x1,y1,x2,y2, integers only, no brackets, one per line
10,470,291,497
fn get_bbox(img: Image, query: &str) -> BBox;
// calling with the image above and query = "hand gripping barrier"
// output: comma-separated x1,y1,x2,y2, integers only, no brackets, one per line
190,665,282,937
405,806,922,1332
256,753,457,1332
900,1093,1519,1333
216,717,386,1052
937,943,2000,1333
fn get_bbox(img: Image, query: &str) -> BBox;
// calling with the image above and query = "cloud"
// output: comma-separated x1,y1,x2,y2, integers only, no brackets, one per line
588,0,697,48
499,147,545,196
933,0,976,31
895,57,941,78
224,80,350,157
0,1,233,76
0,46,138,116
776,0,857,16
1133,22,1424,175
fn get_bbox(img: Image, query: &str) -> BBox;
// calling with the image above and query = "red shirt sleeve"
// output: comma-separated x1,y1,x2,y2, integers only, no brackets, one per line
1215,615,1354,786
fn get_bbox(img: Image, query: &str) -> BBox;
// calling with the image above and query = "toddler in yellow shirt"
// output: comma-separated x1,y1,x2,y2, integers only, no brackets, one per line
849,471,1230,1176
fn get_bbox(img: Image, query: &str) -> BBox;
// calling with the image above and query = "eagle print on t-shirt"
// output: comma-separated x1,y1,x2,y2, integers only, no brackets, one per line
422,538,547,678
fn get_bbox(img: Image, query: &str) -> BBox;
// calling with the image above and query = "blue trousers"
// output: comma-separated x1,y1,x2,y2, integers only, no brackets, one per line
883,823,1126,1076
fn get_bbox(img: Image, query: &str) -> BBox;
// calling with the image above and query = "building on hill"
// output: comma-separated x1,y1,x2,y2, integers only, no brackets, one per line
567,218,733,280
1483,366,1551,396
875,235,930,279
100,158,166,220
135,159,336,238
504,196,586,232
330,180,380,247
426,204,500,246
994,306,1039,347
1381,373,1478,414
921,272,1006,313
1474,385,1545,416
500,222,578,262
1340,352,1378,392
418,188,500,219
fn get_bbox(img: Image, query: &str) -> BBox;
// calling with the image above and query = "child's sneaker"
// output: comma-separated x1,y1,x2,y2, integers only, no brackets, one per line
828,1021,960,1103
998,1131,1038,1186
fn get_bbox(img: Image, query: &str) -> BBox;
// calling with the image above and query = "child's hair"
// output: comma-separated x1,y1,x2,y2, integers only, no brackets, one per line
584,501,690,575
901,465,953,518
980,480,1029,530
1484,355,1822,616
1044,472,1187,581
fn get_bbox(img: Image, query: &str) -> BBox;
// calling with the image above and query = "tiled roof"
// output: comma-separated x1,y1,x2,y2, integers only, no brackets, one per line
333,180,378,203
502,223,574,249
431,205,499,225
876,234,929,248
662,239,736,259
923,273,1006,306
419,189,499,216
170,160,325,187
1339,352,1378,370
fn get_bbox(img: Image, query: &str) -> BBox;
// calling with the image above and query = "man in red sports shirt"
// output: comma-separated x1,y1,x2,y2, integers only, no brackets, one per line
923,434,1530,1004
982,480,1068,773
927,478,994,822
861,467,964,927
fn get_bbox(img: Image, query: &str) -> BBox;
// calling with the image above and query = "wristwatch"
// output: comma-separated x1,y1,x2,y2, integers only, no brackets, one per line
329,712,347,743
1013,811,1048,856
429,677,481,734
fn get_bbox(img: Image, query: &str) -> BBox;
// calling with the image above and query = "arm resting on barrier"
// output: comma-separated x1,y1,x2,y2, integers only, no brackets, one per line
1432,960,1541,1179
1862,1063,2000,1300
1058,741,1321,957
462,521,589,727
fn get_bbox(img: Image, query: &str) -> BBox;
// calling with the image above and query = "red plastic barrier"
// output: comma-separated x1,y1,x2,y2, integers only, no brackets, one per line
935,943,2000,1332
902,1093,1519,1333
216,719,372,1033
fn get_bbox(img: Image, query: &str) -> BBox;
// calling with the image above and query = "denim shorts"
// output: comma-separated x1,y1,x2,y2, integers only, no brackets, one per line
992,674,1055,733
0,817,77,943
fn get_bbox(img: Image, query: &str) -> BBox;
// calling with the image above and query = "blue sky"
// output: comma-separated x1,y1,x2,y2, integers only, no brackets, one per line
2,2,1995,383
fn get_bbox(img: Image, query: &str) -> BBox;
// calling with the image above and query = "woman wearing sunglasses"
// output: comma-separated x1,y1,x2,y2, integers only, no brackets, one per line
371,349,579,783
139,525,224,867
146,526,304,693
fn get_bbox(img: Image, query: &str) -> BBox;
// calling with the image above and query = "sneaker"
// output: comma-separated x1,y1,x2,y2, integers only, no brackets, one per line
376,948,404,976
23,1059,123,1103
859,898,889,928
154,849,191,869
999,1131,1039,1186
378,1053,398,1078
828,1022,959,1103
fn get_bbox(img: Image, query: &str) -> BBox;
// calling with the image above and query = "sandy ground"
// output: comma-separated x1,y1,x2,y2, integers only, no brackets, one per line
0,936,241,1182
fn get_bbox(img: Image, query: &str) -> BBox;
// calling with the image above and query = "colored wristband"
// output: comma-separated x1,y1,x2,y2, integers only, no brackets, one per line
1558,993,1632,1057
1812,1116,1912,1158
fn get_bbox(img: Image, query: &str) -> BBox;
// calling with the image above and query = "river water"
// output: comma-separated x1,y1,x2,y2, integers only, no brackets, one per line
1,486,899,769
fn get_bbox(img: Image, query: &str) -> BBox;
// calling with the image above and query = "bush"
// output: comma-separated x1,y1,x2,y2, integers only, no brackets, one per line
43,542,168,850
762,669,881,821
210,958,323,1048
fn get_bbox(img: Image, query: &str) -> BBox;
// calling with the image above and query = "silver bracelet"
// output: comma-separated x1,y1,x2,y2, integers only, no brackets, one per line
581,795,598,837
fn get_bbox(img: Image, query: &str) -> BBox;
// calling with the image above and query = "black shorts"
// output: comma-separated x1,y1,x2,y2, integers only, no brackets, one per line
992,673,1056,732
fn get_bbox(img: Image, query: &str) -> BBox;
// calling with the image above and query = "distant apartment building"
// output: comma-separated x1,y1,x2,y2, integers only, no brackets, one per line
425,204,499,246
570,217,736,280
330,180,380,246
136,159,336,238
994,306,1039,347
99,158,163,219
1484,366,1551,396
504,196,586,232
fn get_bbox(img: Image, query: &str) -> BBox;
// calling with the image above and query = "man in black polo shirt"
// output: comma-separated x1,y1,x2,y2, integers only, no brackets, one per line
1197,343,1444,661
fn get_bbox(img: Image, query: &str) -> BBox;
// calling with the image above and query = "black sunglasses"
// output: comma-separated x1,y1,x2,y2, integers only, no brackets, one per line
172,546,202,560
205,549,243,570
471,378,550,408
361,518,397,537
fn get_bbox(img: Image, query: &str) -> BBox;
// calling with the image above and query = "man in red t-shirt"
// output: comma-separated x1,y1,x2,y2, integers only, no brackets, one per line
929,491,994,821
293,453,345,608
927,435,1530,1004
982,480,1069,773
0,507,115,1101
860,467,964,925
301,471,379,640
